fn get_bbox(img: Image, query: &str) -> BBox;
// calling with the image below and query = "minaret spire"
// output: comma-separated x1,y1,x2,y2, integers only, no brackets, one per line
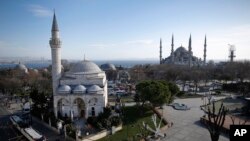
171,34,174,63
52,11,59,31
160,38,162,64
204,35,207,66
188,34,192,67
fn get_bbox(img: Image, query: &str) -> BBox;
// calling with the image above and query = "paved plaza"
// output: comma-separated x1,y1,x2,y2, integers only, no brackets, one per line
161,97,229,141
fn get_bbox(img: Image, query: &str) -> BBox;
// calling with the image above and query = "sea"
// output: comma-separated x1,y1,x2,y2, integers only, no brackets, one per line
0,60,158,70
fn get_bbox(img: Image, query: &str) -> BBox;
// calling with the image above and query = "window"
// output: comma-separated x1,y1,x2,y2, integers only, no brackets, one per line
91,107,95,116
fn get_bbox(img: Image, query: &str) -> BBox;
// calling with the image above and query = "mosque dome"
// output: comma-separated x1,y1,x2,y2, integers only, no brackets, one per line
73,85,86,94
15,63,28,73
33,69,39,73
88,85,103,94
58,85,71,93
100,63,116,71
175,46,188,53
15,63,27,71
69,60,102,74
43,68,48,72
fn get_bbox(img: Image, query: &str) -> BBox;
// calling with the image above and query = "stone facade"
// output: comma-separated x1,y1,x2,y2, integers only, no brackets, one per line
50,13,108,119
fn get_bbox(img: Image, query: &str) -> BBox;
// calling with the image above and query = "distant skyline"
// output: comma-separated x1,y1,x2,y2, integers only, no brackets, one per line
0,0,250,61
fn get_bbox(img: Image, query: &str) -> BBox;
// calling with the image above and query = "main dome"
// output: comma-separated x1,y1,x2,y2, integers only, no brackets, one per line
175,46,188,53
69,60,102,73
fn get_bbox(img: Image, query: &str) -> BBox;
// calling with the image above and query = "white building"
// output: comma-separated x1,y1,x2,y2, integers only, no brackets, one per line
49,13,108,119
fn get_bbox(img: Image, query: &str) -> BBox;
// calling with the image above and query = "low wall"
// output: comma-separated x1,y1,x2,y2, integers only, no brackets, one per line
79,125,122,141
153,107,169,125
153,107,172,131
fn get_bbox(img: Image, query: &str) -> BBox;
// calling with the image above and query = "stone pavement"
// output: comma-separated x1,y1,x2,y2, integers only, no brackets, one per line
161,98,229,141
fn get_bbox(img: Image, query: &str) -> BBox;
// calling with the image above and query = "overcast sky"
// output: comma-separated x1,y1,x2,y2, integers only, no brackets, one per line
0,0,250,61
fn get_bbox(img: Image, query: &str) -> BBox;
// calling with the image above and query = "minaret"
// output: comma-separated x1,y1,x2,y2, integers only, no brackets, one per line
159,38,162,64
188,34,192,67
203,35,207,66
171,34,174,63
50,12,62,97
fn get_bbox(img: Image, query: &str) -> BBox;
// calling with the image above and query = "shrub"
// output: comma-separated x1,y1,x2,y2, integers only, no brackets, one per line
65,124,76,138
215,90,221,95
176,91,185,97
110,116,122,126
87,117,98,128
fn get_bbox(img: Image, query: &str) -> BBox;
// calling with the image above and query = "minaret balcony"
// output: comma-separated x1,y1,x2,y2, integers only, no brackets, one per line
50,39,61,45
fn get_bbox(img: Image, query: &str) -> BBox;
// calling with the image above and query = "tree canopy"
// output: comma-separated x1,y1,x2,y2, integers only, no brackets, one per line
135,80,178,107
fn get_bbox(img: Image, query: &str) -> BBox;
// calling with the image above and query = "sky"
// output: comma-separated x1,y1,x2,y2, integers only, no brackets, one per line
0,0,250,61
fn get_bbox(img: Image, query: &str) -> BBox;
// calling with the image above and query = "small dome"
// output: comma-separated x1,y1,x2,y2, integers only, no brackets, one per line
43,68,48,72
88,85,103,94
58,85,71,93
15,63,28,71
69,60,102,74
100,63,116,71
33,69,39,73
73,85,86,94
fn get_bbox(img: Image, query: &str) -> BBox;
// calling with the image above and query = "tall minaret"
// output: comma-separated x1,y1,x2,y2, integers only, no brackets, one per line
159,38,162,64
171,34,174,63
50,12,62,97
203,35,207,66
188,34,192,67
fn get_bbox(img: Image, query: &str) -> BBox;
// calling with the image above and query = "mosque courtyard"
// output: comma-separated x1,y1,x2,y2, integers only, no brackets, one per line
161,97,229,141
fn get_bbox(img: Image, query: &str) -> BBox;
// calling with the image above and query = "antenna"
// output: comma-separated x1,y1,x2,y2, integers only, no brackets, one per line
228,44,236,62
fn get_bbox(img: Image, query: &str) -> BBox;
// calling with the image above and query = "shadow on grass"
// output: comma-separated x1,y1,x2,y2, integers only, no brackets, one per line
123,106,153,125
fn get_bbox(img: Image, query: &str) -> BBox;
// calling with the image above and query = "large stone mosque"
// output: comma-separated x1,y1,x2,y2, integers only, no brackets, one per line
159,34,207,67
49,13,108,119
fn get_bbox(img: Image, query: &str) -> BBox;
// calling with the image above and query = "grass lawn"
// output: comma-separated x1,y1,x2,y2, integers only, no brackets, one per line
98,106,164,141
120,96,134,103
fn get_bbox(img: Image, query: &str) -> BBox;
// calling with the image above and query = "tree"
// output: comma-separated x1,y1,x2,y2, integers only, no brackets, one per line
135,80,175,109
204,102,227,141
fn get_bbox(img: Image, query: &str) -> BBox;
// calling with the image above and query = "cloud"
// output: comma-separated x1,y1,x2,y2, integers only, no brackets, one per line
28,4,53,17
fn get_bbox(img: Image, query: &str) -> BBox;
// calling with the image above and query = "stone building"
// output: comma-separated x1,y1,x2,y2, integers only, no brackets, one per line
49,13,108,119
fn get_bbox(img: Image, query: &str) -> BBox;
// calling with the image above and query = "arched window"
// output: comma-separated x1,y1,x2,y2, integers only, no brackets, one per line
91,107,95,116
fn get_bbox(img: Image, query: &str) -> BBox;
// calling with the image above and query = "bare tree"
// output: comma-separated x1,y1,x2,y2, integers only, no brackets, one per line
204,102,227,141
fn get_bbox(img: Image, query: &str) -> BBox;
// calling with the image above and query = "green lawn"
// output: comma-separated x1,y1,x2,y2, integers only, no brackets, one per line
98,106,164,141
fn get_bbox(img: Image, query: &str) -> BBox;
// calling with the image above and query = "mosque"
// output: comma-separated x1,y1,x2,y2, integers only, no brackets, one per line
160,35,207,67
49,13,108,119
